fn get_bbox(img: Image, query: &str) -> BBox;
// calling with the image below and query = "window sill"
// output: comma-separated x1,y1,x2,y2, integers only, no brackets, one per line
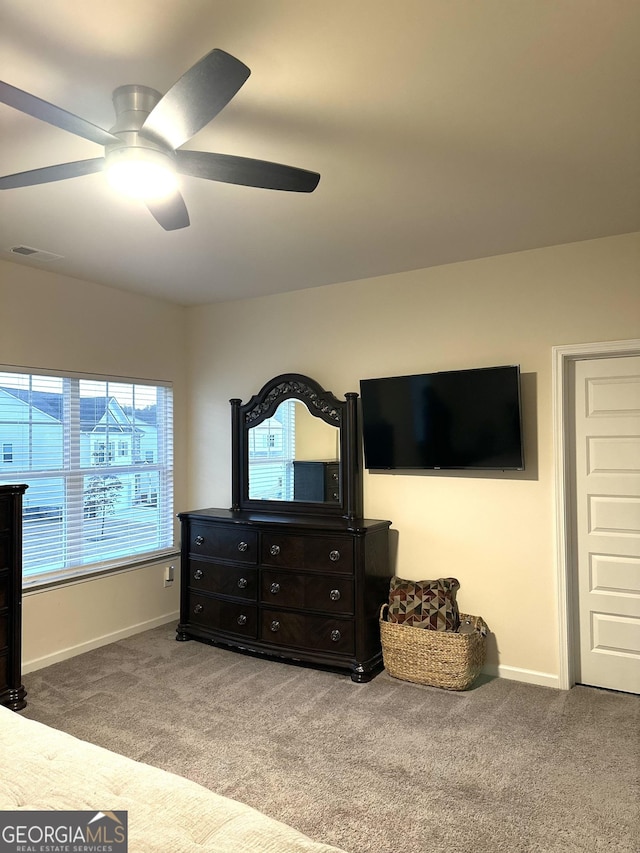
23,549,180,595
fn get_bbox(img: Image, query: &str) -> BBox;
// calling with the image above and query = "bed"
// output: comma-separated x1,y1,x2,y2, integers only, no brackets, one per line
0,706,347,853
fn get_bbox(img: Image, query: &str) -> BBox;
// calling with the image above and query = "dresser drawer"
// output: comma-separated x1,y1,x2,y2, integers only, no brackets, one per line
261,570,354,615
187,592,257,639
260,534,354,574
0,498,9,531
188,560,257,601
0,613,7,652
325,464,340,503
189,523,258,564
261,609,354,655
0,535,9,572
0,652,6,691
0,573,7,609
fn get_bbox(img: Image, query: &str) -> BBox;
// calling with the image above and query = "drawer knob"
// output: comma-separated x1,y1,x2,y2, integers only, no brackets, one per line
330,589,341,601
237,614,247,626
238,541,248,552
331,471,339,481
193,603,204,614
237,577,248,589
270,620,280,632
193,569,203,581
330,629,341,642
329,549,340,562
195,535,204,546
270,582,281,594
270,544,280,556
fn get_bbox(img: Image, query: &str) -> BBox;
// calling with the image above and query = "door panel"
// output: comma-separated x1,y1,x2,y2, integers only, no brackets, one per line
575,355,640,693
589,495,640,534
588,436,640,473
590,554,640,595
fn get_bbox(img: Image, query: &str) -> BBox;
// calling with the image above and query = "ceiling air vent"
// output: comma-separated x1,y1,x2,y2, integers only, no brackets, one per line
8,245,63,262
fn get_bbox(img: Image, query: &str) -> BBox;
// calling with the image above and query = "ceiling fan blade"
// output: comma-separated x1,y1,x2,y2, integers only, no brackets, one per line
0,81,119,146
145,190,190,231
176,150,320,193
0,158,105,190
141,49,251,150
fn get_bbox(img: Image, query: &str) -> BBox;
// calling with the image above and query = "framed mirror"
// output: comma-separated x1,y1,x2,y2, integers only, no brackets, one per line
231,374,362,519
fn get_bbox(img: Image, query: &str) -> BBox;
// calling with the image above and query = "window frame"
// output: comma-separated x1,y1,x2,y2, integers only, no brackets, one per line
0,364,176,590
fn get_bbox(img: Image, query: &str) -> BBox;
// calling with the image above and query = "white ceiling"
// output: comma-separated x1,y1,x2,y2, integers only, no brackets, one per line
1,0,638,306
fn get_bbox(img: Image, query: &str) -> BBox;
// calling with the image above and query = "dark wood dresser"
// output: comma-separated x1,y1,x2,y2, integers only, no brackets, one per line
177,373,393,682
0,483,28,711
177,508,391,681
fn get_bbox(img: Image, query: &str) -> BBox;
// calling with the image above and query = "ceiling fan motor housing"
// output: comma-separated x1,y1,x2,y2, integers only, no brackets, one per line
104,84,179,199
107,85,170,155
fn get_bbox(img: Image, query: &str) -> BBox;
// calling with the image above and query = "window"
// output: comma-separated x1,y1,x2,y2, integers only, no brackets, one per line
93,441,115,464
0,368,174,588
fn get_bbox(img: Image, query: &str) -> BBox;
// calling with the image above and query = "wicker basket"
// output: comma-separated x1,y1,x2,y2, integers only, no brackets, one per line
379,604,487,690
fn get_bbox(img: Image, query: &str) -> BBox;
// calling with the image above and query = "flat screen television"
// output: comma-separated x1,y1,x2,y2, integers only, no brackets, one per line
360,365,524,470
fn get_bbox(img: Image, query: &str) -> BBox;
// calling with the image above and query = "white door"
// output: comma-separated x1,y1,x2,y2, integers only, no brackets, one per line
574,355,640,693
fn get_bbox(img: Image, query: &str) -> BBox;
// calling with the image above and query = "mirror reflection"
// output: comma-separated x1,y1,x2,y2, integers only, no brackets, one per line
248,399,340,503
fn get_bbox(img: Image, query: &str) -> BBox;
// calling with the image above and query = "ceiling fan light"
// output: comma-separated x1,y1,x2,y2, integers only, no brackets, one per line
105,148,178,201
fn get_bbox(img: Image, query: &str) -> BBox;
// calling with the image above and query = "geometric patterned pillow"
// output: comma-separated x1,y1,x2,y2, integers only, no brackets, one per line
387,576,461,631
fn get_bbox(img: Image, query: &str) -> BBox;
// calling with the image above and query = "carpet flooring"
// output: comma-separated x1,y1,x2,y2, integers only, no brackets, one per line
21,623,640,853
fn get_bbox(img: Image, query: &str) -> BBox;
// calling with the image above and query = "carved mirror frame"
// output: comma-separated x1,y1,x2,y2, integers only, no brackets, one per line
231,373,362,520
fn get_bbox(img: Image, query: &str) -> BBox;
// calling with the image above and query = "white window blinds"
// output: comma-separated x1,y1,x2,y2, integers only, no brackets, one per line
0,367,174,588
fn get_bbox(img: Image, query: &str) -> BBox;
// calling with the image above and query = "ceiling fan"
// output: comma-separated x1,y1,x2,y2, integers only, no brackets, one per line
0,49,320,231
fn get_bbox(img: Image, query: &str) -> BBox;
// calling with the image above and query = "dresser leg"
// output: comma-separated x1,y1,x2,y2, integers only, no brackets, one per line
349,655,384,683
1,685,27,712
350,670,372,683
350,662,375,683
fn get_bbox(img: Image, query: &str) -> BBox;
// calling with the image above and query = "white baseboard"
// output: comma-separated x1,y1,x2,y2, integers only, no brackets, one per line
483,663,561,689
23,619,562,688
22,611,179,674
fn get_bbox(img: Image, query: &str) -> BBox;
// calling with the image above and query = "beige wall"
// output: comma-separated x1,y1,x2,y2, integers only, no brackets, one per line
2,233,638,683
21,561,179,672
0,260,188,670
186,232,640,686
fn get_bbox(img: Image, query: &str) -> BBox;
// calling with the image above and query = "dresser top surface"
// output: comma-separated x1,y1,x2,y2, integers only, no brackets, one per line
0,484,28,496
178,507,390,533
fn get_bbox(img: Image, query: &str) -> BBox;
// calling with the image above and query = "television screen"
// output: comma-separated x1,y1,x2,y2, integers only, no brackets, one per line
360,365,524,470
